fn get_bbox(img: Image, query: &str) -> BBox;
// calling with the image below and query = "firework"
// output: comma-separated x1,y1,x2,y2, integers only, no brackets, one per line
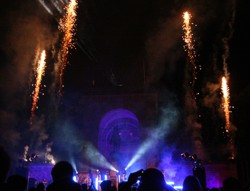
221,76,236,159
30,50,46,124
182,11,197,87
221,76,230,131
58,0,78,95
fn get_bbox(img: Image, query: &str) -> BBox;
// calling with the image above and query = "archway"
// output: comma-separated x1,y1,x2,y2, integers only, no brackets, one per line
98,109,140,170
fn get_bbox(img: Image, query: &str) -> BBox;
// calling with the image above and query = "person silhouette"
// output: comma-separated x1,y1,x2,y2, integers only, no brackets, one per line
182,175,202,191
138,168,176,191
0,146,11,191
46,161,82,191
6,174,28,191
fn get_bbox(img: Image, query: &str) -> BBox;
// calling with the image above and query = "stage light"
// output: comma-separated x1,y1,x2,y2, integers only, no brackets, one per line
73,175,78,182
84,142,118,172
166,181,175,185
173,185,183,190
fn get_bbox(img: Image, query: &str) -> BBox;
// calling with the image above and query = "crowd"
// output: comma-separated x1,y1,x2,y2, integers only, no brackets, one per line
1,146,248,191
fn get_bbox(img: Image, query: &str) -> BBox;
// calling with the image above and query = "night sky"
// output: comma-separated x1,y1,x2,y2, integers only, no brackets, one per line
0,0,250,173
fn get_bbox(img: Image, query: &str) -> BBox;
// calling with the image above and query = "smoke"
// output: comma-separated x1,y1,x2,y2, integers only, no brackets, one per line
83,142,117,171
45,142,56,164
0,1,58,164
0,0,241,172
29,115,49,150
145,15,182,86
0,110,21,146
222,0,236,77
23,145,29,161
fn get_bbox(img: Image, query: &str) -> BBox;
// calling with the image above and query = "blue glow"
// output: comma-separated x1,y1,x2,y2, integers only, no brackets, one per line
73,175,77,182
95,178,98,190
166,181,175,185
174,185,183,190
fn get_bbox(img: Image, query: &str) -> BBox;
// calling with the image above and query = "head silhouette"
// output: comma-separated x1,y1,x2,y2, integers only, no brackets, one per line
138,168,166,191
0,146,11,184
100,180,112,191
222,176,240,191
182,175,202,191
51,161,74,182
6,174,28,191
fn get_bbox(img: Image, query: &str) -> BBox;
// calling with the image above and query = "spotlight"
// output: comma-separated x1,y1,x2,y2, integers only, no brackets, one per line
73,175,78,183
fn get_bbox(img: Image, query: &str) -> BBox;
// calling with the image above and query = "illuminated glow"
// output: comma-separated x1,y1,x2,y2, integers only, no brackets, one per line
126,108,177,170
58,0,78,95
84,142,118,172
221,76,230,130
221,76,235,159
73,175,78,182
95,178,98,190
125,141,150,170
182,11,197,87
45,143,56,165
23,145,29,161
51,159,56,165
98,109,140,169
174,185,183,190
30,50,46,124
166,181,175,185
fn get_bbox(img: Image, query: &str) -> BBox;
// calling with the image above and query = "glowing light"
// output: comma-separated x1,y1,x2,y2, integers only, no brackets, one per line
182,11,197,87
30,50,46,124
73,175,78,182
174,185,183,190
23,145,29,162
51,159,56,165
166,181,175,186
58,0,78,95
221,76,230,130
126,108,177,170
95,178,98,190
45,143,56,165
84,142,118,172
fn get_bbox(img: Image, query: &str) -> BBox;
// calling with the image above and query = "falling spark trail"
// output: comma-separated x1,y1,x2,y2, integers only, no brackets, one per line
182,11,204,159
58,0,78,95
38,0,53,15
221,76,230,131
182,11,197,88
30,50,46,124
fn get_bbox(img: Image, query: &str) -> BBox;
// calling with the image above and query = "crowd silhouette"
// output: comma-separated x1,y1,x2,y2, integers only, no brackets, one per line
0,146,248,191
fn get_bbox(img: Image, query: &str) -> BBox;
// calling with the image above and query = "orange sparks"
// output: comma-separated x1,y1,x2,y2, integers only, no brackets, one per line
182,11,197,86
221,76,230,131
30,50,46,124
58,0,78,95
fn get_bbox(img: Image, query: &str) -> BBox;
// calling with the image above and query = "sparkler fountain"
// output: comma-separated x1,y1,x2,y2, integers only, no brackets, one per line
30,50,47,124
57,0,78,95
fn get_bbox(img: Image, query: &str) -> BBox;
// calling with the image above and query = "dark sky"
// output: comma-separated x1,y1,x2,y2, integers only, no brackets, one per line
0,0,250,166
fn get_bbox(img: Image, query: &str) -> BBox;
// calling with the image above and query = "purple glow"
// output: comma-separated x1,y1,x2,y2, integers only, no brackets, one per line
98,109,140,170
28,163,53,185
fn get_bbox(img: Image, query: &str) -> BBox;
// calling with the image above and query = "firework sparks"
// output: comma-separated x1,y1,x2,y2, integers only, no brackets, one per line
58,0,78,95
182,11,197,87
30,50,46,124
221,76,236,159
221,76,230,131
